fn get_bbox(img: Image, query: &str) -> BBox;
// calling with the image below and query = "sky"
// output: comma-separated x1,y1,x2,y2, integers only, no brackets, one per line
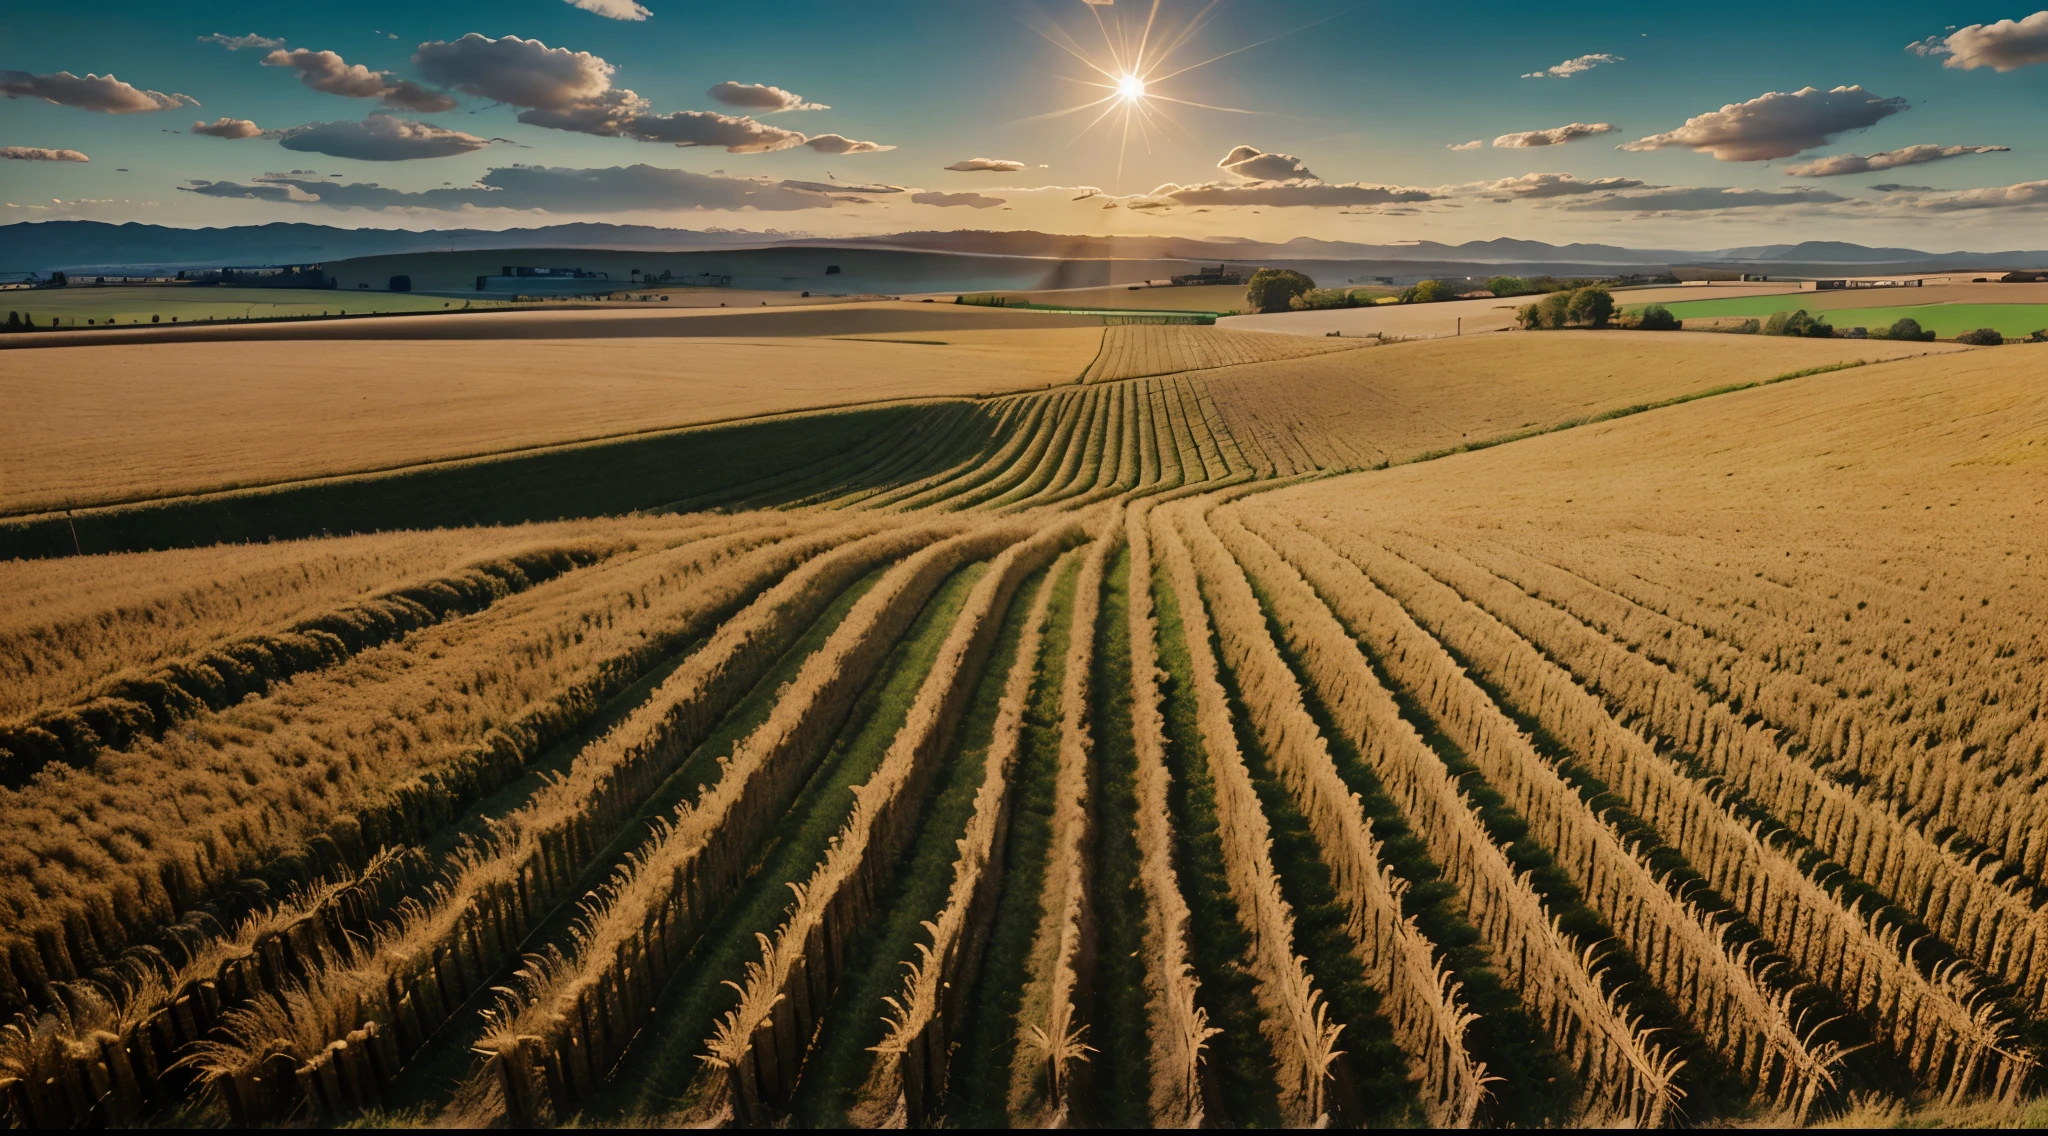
4,1,2048,250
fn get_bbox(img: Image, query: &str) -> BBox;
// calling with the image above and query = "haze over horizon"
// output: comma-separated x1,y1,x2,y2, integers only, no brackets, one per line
5,1,2048,248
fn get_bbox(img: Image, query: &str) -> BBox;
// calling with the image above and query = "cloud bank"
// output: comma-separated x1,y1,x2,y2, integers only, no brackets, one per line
1447,139,1483,151
1911,12,2048,71
0,70,196,113
1523,53,1622,78
946,157,1026,172
912,190,1005,209
803,133,892,154
1621,85,1907,161
411,35,888,154
1786,143,2008,177
180,164,845,212
277,117,491,161
1466,172,1648,199
192,117,264,139
1904,180,2048,212
263,49,457,112
1154,144,1435,208
1217,144,1315,180
200,33,284,50
708,82,826,111
565,0,652,20
1567,185,1847,212
0,146,89,161
1492,122,1617,148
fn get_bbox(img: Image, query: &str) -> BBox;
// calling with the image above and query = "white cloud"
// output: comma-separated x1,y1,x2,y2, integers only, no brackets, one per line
1914,12,2048,71
1159,180,1435,207
803,133,893,154
0,146,88,161
0,70,196,113
1620,85,1908,161
1905,180,2048,212
1154,144,1433,207
946,157,1026,172
1565,185,1848,212
1463,172,1649,199
1785,143,2008,177
262,49,456,112
412,35,885,153
1217,144,1315,180
619,110,808,152
912,190,1005,208
178,163,844,212
565,0,651,20
781,179,902,195
412,34,614,109
708,81,827,111
1447,139,1483,151
192,117,264,139
1492,122,1618,148
1523,53,1622,78
199,33,284,50
277,117,491,161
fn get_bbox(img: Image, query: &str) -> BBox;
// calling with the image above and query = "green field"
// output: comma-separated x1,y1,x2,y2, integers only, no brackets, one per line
1,286,503,327
1637,296,2048,338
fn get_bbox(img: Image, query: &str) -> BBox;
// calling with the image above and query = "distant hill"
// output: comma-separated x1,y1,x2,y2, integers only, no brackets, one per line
0,221,805,274
6,220,2045,277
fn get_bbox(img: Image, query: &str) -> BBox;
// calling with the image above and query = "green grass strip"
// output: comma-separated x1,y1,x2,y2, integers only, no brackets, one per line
1075,543,1154,1125
941,554,1083,1126
786,560,1050,1125
1148,558,1285,1128
586,562,991,1121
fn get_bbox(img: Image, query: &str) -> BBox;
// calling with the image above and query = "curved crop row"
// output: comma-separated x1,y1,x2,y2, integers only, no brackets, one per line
1180,502,1681,1125
1452,537,2048,1017
1121,502,1215,1127
702,514,1092,1122
475,518,1043,1125
1178,508,1490,1126
1240,512,1862,1114
869,556,1065,1123
0,546,609,789
1346,528,2029,1100
1151,508,1345,1126
0,521,815,1018
1006,529,1116,1122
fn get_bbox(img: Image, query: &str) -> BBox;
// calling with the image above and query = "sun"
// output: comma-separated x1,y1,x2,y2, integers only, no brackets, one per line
1021,0,1327,191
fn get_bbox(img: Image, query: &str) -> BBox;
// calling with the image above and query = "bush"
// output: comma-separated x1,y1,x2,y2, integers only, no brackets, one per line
1955,327,2005,345
1635,305,1681,331
1566,287,1615,328
1397,279,1453,304
1245,268,1314,313
1289,287,1366,311
1873,317,1935,342
1517,290,1574,329
1763,309,1833,338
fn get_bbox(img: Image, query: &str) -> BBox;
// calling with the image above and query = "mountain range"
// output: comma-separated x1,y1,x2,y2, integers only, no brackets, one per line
5,220,2044,275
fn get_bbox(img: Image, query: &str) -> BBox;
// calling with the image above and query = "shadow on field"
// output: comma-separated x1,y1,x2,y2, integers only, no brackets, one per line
0,401,998,559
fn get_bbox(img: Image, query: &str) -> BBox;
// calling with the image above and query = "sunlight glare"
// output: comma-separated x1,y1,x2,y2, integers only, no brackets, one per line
1118,73,1147,101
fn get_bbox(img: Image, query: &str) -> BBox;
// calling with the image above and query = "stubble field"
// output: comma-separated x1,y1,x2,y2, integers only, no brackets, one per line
1,313,2042,1130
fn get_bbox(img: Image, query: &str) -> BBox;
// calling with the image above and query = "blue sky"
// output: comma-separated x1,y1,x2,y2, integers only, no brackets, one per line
3,1,2046,248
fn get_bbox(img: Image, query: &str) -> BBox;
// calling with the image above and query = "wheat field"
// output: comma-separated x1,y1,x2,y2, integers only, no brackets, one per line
2,327,2043,1129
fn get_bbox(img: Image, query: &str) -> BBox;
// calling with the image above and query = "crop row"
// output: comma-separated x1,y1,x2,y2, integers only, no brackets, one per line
0,517,863,1125
1082,325,1366,384
1455,536,2048,1012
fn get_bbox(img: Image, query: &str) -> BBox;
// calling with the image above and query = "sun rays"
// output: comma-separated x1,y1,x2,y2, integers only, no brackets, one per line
1021,0,1264,188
